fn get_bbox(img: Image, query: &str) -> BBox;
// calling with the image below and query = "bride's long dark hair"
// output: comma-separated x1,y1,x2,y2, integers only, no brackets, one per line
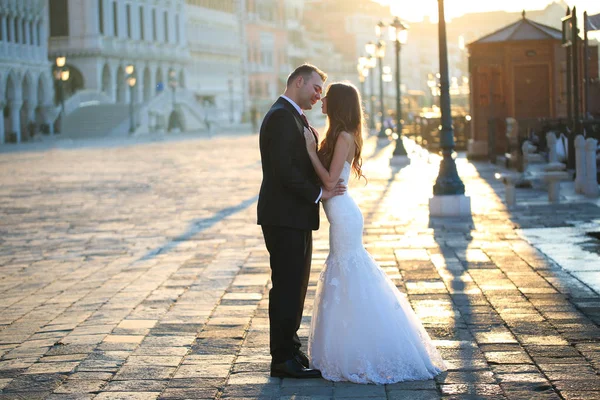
317,82,365,181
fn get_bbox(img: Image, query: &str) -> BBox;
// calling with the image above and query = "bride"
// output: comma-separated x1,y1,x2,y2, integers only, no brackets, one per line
304,82,446,384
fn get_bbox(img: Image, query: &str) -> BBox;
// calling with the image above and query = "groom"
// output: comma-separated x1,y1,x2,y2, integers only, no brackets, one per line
257,64,345,379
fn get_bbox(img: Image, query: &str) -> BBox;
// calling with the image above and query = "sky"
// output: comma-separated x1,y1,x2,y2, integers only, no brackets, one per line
375,0,600,22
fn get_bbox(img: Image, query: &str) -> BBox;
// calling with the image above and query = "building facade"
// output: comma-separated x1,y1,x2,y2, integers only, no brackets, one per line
48,0,189,107
186,0,246,124
1,0,54,143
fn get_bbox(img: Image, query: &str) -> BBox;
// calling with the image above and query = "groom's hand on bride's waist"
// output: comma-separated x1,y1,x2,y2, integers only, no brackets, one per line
321,179,346,201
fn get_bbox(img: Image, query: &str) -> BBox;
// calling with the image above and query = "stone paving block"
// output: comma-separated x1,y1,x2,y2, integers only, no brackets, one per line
94,392,161,400
386,390,441,400
435,371,496,384
0,391,51,400
46,394,96,400
125,356,183,367
227,372,279,385
553,379,600,392
439,383,503,396
166,377,224,388
220,383,281,398
332,383,387,397
158,387,219,399
1,373,65,393
560,391,600,400
103,379,169,392
131,347,189,357
113,366,177,380
171,363,231,379
53,379,107,393
279,385,334,397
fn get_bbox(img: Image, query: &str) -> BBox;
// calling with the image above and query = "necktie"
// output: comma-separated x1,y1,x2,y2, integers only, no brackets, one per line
300,114,318,140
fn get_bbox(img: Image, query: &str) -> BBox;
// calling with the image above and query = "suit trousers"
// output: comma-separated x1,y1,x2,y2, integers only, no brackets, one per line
261,225,312,363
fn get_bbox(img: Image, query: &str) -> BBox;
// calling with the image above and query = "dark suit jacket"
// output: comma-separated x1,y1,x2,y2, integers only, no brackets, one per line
257,97,321,231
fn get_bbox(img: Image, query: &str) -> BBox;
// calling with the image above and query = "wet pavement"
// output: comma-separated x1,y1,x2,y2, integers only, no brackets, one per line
0,133,599,399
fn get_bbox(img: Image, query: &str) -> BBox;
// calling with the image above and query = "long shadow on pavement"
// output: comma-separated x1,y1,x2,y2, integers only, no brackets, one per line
138,194,259,262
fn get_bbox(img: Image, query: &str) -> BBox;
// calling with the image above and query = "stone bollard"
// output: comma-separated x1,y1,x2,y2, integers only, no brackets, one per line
545,132,566,172
574,135,587,194
546,131,558,163
495,173,518,207
585,138,599,198
543,171,570,203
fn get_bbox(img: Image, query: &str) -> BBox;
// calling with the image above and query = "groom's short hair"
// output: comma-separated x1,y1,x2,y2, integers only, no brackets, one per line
287,64,327,86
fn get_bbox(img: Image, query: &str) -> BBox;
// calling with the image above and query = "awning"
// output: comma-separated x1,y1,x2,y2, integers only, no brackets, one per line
586,12,600,32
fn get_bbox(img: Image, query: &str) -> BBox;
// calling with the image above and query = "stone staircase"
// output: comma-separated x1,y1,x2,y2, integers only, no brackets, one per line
60,88,208,138
61,103,137,138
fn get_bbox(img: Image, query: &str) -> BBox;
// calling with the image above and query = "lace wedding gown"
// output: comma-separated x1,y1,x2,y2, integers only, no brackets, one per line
308,161,446,384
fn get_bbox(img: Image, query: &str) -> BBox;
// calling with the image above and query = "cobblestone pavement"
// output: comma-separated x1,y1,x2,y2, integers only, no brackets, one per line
0,134,599,400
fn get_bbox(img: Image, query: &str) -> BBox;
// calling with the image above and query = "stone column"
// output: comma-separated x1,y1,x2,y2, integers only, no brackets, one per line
9,101,22,143
585,138,599,197
0,102,5,144
546,132,558,163
574,135,586,193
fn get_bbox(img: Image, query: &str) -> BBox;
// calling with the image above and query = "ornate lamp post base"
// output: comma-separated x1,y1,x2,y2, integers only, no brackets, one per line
429,194,471,217
428,0,471,217
393,134,407,155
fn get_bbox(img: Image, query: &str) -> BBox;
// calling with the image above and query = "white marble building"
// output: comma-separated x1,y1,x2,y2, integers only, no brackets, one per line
186,0,245,124
0,0,54,144
48,0,189,111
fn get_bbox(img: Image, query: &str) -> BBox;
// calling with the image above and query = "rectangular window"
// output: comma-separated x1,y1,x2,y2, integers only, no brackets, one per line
139,6,144,40
163,11,169,42
50,0,69,36
152,9,157,41
112,1,118,36
126,4,131,38
98,0,104,34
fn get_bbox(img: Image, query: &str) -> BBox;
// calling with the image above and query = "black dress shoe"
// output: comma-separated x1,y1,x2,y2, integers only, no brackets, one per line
294,349,309,368
270,358,322,379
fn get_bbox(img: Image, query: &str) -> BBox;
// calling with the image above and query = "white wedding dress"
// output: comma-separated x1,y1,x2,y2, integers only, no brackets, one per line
308,161,446,384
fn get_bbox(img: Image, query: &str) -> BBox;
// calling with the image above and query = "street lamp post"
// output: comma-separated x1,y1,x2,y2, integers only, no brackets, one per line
389,16,408,156
374,22,388,138
54,56,69,134
228,75,234,124
429,0,470,216
364,44,378,131
168,68,177,110
357,61,368,104
126,65,136,134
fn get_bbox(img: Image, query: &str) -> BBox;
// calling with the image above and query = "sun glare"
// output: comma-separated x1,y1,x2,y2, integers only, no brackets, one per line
378,0,600,24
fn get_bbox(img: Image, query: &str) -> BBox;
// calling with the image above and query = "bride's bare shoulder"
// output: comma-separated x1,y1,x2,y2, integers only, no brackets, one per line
337,131,353,144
